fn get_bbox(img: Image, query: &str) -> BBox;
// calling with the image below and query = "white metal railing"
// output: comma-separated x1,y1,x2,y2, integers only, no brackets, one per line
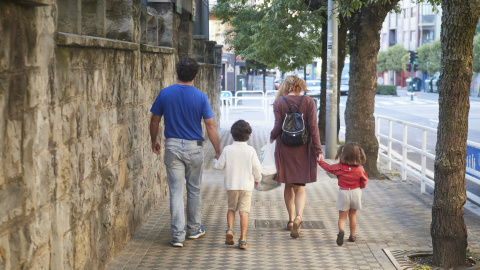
219,90,269,121
265,90,277,121
374,114,480,205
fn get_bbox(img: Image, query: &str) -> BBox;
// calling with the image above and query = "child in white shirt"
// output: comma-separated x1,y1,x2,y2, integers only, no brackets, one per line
213,120,262,250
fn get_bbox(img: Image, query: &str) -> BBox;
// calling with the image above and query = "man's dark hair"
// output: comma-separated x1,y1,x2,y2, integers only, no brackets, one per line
176,57,199,82
231,120,252,142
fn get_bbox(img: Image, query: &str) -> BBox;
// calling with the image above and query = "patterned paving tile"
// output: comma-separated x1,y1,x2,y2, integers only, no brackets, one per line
106,125,480,270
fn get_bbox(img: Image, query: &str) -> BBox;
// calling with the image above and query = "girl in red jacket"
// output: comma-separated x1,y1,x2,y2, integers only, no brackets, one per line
317,142,368,246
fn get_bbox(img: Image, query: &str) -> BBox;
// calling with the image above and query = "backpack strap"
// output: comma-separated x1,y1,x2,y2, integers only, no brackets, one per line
281,96,293,113
296,95,305,112
281,95,305,113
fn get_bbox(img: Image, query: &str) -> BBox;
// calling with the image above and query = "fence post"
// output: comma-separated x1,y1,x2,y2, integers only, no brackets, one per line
375,116,380,163
388,120,392,170
402,125,408,180
421,130,427,194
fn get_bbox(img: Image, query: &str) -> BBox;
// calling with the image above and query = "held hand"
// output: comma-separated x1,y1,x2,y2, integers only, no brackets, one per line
214,152,221,159
318,154,324,161
270,138,274,143
152,141,161,155
254,182,259,188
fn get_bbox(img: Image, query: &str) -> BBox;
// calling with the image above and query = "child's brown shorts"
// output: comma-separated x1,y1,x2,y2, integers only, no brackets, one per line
227,190,252,212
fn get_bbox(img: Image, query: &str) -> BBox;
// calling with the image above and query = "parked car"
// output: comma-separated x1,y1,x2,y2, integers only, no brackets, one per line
274,79,284,90
340,84,349,95
306,79,321,96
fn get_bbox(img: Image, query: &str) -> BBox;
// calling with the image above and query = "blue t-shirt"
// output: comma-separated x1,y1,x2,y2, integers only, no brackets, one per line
150,84,214,140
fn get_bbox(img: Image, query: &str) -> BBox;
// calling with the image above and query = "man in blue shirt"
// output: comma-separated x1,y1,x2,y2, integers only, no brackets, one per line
150,58,221,247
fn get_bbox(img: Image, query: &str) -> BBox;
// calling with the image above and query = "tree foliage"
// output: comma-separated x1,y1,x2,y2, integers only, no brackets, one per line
377,45,408,73
416,40,441,75
376,51,388,73
213,0,325,71
385,44,408,71
474,34,480,73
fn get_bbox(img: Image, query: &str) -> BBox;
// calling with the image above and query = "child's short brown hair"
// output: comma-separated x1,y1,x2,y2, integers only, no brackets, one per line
231,120,252,142
335,142,366,166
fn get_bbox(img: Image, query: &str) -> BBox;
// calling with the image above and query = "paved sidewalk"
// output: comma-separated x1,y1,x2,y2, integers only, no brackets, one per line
107,124,480,270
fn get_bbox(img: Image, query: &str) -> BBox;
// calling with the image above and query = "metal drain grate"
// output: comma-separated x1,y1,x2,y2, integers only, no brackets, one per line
383,248,433,270
255,220,326,229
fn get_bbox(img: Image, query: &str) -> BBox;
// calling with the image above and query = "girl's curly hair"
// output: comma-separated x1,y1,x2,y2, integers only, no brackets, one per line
335,142,367,166
275,75,307,99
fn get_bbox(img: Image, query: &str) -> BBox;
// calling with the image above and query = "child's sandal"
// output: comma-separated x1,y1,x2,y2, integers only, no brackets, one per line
238,240,247,250
225,229,234,245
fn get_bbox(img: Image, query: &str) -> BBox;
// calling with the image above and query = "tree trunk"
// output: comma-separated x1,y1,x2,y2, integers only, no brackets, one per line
318,19,328,145
263,69,266,92
431,0,479,267
337,15,347,142
346,1,398,178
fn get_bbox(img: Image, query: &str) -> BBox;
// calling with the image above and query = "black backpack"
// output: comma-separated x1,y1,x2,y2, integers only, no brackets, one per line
280,96,309,146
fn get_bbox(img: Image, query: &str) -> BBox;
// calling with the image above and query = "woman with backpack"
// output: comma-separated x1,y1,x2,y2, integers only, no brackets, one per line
270,75,323,239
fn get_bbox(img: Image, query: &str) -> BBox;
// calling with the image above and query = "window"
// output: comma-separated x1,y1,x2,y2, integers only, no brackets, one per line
411,30,416,41
404,31,408,44
389,29,396,46
403,9,407,18
411,7,416,17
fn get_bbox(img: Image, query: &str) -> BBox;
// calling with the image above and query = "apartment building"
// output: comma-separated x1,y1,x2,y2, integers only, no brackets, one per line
379,1,442,87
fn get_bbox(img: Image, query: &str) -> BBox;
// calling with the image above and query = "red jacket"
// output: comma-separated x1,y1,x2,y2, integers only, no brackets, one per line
317,160,368,189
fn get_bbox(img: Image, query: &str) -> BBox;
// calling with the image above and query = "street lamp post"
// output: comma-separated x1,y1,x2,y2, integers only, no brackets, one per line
325,0,338,159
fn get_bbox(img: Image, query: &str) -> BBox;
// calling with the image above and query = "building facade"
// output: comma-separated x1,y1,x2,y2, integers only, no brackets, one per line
379,1,442,88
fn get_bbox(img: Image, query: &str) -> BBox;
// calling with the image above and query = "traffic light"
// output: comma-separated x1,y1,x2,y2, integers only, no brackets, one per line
409,51,418,64
406,63,412,71
413,63,418,72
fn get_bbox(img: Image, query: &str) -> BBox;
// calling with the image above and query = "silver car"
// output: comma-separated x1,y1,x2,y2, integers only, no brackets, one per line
306,80,321,96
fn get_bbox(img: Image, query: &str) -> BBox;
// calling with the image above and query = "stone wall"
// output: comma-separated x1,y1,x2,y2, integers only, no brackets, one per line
0,1,222,270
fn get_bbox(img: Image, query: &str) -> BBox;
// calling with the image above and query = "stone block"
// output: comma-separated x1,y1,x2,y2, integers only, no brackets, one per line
33,152,55,207
111,126,128,163
32,109,50,154
9,225,34,268
192,35,207,63
61,102,76,144
72,220,91,269
146,7,161,45
77,137,93,181
76,99,88,139
98,111,113,166
28,245,50,270
214,45,223,65
0,181,23,224
106,0,135,42
31,207,51,249
82,0,106,37
177,12,193,59
48,106,62,150
151,2,179,48
204,41,217,65
27,72,50,109
55,147,72,199
0,234,11,270
118,159,128,190
5,120,22,179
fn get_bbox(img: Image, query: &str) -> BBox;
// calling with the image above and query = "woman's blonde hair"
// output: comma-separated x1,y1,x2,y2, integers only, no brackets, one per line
335,142,367,166
275,75,307,99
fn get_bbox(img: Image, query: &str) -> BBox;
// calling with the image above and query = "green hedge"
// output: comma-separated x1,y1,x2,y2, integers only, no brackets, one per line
376,85,397,95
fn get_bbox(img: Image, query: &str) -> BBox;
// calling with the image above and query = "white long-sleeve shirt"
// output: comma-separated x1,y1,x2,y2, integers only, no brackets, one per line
212,141,262,191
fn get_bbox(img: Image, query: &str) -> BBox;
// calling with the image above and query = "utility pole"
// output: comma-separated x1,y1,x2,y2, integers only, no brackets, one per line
325,0,338,159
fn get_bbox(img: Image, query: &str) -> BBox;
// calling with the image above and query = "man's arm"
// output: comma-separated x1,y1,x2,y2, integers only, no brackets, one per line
150,114,162,155
204,118,221,159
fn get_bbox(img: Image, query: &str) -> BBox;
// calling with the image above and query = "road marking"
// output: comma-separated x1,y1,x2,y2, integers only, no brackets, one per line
429,119,439,123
